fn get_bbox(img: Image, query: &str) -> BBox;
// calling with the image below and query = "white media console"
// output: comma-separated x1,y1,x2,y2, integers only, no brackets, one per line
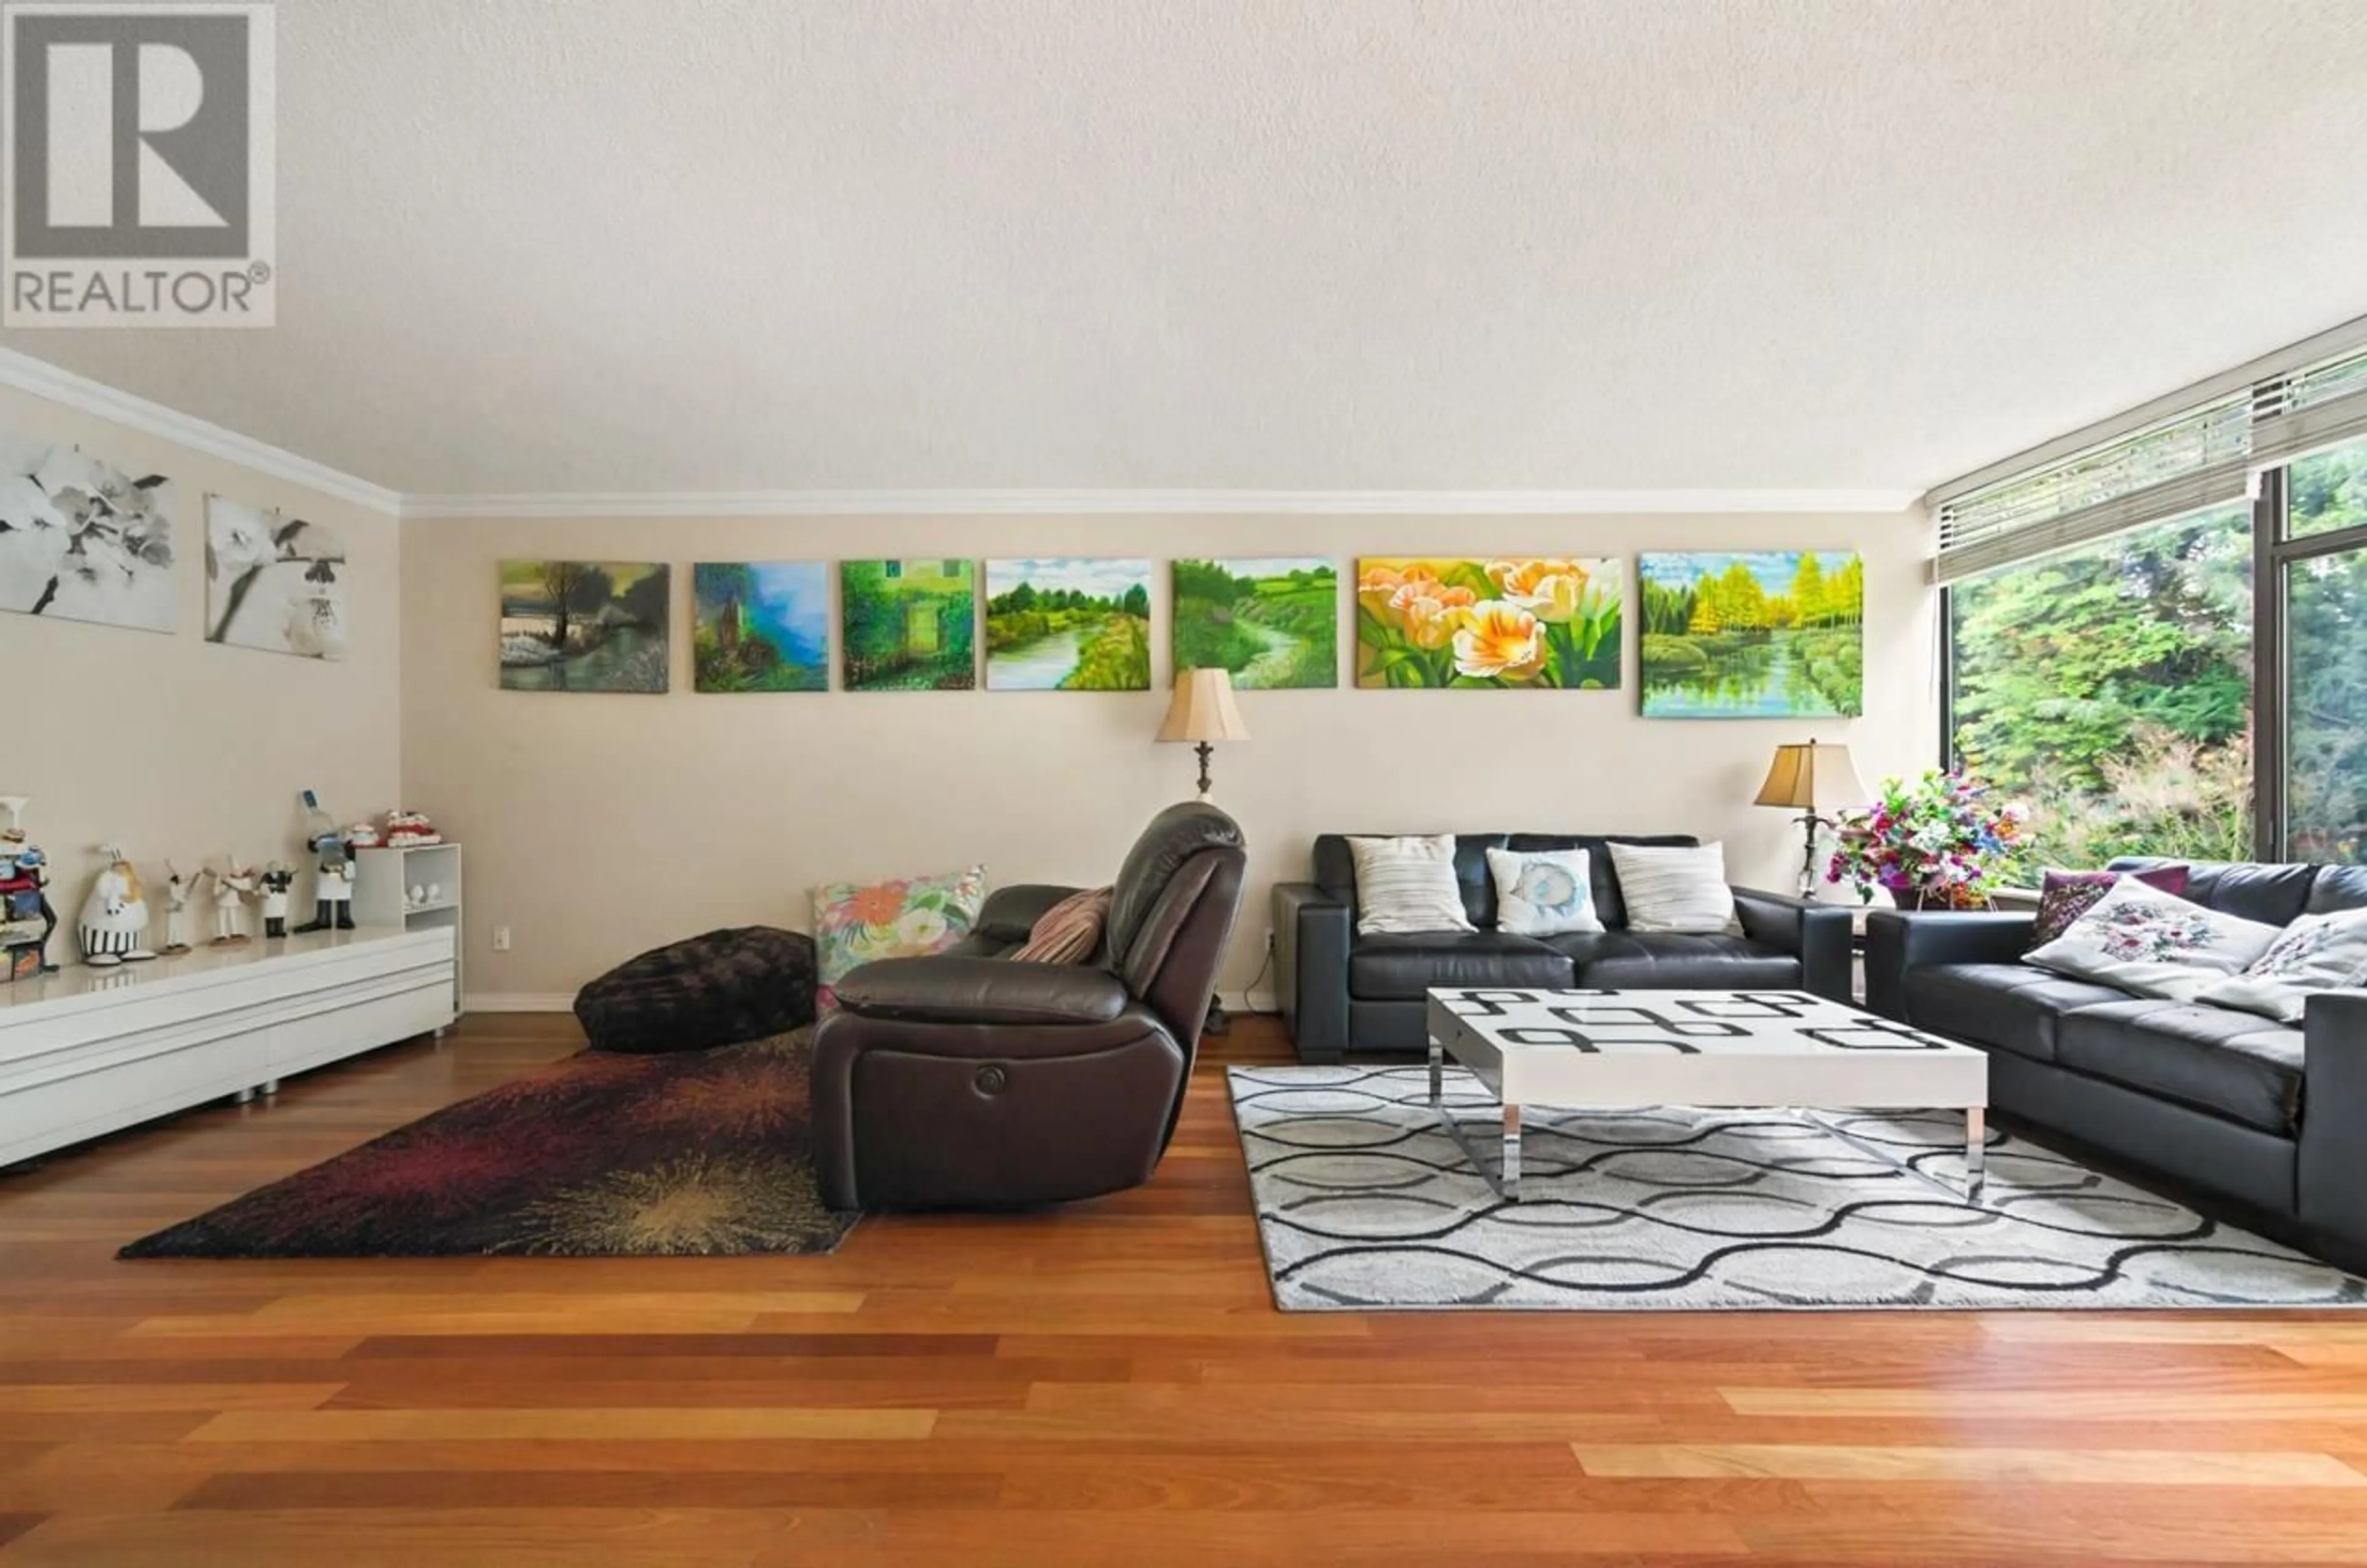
0,925,458,1170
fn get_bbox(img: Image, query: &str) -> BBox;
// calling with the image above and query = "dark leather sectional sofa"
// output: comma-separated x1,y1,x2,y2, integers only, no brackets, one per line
1867,857,2367,1268
1273,832,1853,1061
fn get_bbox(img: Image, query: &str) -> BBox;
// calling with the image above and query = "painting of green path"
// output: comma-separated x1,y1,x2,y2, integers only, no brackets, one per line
693,563,828,692
1638,550,1865,718
984,558,1151,690
1172,558,1338,690
840,560,976,692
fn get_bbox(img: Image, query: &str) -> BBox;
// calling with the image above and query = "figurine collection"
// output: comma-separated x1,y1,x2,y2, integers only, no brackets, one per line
0,794,448,981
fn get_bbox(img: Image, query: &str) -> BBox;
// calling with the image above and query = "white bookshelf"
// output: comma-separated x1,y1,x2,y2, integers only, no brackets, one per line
353,844,464,1019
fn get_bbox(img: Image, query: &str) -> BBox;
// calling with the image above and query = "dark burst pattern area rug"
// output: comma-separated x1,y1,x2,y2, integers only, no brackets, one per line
121,1030,857,1259
1230,1064,2367,1311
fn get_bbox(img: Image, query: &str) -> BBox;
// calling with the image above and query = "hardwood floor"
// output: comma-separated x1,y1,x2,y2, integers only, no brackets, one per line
6,1013,2367,1564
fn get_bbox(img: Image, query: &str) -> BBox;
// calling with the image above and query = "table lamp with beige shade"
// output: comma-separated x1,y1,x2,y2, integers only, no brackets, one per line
1156,669,1249,1036
1158,668,1249,799
1754,738,1870,897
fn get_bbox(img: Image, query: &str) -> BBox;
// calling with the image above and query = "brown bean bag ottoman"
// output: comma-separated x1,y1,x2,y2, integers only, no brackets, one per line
574,926,817,1053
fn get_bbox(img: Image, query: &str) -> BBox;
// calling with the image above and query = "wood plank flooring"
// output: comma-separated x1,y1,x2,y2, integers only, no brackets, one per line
4,1013,2367,1564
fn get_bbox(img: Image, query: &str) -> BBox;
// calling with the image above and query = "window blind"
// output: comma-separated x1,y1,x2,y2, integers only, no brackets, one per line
1931,398,2251,584
2249,346,2367,473
1928,319,2367,584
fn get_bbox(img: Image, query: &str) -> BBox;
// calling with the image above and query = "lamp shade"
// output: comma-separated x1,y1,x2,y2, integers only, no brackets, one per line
1158,669,1250,744
1753,740,1868,814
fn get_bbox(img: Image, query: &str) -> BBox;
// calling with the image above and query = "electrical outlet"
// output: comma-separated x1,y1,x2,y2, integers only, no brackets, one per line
1264,928,1275,954
492,925,512,952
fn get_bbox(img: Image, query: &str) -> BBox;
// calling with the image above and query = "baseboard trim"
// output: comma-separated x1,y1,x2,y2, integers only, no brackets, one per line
464,992,575,1013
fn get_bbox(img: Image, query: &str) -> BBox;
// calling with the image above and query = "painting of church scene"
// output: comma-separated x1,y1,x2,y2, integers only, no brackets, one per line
693,562,829,692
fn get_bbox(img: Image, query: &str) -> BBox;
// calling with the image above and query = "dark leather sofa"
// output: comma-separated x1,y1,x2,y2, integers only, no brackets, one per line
812,801,1245,1211
1273,832,1853,1061
1866,857,2367,1267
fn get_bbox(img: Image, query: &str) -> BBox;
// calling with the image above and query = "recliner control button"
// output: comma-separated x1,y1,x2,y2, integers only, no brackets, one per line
974,1065,1008,1096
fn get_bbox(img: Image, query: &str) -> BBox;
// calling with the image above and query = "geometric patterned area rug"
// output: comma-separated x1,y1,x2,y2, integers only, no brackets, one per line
120,1029,857,1260
1230,1064,2367,1311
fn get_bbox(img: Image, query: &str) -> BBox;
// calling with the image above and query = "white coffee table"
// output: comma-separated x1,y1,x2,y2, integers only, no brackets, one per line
1426,987,1990,1204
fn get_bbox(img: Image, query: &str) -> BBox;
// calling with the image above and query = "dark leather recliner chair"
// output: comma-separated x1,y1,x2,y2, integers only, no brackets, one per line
812,802,1246,1211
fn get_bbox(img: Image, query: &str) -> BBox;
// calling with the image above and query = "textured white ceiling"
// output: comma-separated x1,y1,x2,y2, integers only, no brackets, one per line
8,0,2367,497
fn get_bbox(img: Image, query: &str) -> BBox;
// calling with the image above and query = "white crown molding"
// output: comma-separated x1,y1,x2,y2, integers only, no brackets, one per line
0,356,1922,520
0,348,403,516
463,992,576,1014
401,487,1923,520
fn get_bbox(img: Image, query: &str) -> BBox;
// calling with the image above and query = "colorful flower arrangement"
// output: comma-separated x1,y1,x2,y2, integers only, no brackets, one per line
1826,769,2025,906
1355,558,1622,688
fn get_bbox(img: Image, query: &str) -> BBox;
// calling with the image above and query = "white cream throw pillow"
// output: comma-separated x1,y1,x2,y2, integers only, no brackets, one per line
2194,908,2367,1024
1606,842,1736,934
2024,880,2280,1003
1347,835,1475,936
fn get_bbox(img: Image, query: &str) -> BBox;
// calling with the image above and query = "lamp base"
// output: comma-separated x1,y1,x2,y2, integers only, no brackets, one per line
1203,995,1231,1037
1796,813,1821,900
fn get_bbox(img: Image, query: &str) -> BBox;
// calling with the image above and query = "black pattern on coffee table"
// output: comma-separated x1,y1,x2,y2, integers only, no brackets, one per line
1435,988,1958,1054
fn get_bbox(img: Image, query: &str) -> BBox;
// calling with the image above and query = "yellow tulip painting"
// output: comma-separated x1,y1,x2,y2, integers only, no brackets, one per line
1355,558,1622,690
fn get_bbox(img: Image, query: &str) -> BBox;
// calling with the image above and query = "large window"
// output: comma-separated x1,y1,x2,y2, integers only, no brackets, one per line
1939,335,2367,872
1948,507,2253,876
2278,435,2367,864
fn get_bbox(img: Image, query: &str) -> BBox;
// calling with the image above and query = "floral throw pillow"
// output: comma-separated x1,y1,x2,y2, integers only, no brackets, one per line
811,865,987,1011
2026,865,2190,950
2194,908,2367,1024
2024,880,2279,1004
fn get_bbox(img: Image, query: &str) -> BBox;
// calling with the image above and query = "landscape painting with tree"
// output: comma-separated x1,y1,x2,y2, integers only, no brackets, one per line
1172,557,1337,689
1638,551,1863,717
499,560,670,692
984,558,1151,691
840,560,976,692
693,562,828,692
1355,558,1621,690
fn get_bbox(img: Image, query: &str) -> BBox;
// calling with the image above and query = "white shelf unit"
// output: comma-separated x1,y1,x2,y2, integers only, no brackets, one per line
0,926,457,1169
353,843,464,1018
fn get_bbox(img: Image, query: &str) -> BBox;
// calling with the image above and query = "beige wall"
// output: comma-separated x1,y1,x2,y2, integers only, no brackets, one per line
0,384,402,927
403,512,1936,1007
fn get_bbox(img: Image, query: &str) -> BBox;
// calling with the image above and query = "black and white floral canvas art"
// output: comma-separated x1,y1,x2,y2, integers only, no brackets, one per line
205,495,348,660
0,436,176,633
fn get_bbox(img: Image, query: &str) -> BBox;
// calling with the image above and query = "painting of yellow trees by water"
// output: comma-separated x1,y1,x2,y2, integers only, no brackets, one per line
1355,558,1621,690
985,558,1151,690
1639,551,1864,717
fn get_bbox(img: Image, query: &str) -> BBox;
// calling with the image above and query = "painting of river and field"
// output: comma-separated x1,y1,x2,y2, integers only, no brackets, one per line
984,558,1151,690
840,560,976,691
499,561,670,692
1172,558,1337,689
1638,551,1864,718
693,563,828,692
1355,558,1622,690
